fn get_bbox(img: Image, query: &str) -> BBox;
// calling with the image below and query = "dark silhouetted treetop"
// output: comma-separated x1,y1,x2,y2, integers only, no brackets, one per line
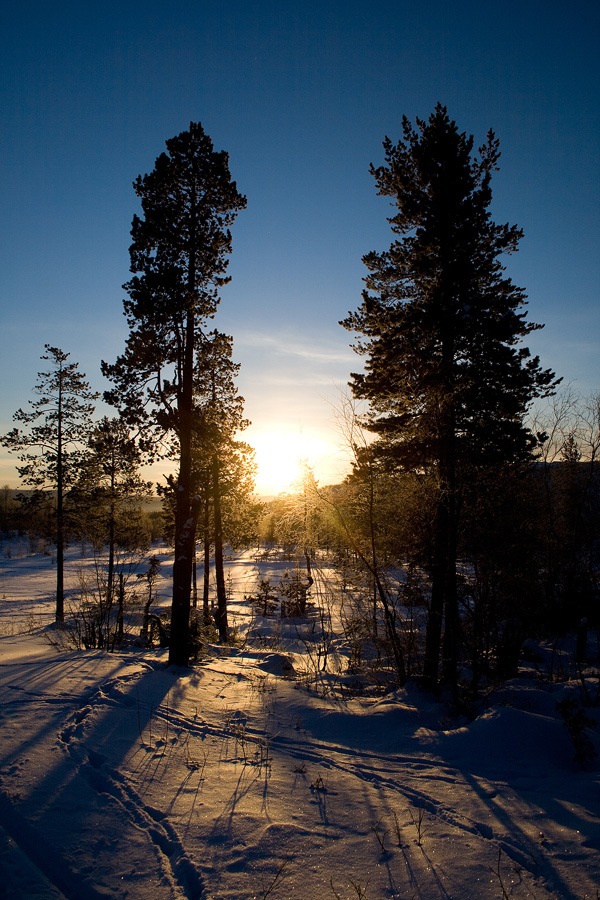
343,104,560,473
102,121,247,434
3,346,98,491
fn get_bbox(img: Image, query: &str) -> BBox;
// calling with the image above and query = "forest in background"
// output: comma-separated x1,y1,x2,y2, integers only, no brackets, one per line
1,382,598,709
1,108,599,709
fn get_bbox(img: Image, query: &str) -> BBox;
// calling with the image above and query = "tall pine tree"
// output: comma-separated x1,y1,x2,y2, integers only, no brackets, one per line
102,123,246,665
342,105,559,687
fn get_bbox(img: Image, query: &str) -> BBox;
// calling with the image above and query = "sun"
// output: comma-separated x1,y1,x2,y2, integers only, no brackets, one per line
251,430,330,497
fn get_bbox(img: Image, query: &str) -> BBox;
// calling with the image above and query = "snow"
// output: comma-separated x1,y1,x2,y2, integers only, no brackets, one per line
0,544,599,899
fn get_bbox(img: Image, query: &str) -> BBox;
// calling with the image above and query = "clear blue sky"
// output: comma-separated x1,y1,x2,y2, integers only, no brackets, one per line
1,0,598,494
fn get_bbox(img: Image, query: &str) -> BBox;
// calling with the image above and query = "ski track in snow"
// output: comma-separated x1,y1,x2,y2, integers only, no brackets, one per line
0,645,593,900
1,548,599,899
128,655,597,899
0,666,207,900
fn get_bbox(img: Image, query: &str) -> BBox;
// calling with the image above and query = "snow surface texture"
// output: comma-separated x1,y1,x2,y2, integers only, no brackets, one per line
0,543,599,900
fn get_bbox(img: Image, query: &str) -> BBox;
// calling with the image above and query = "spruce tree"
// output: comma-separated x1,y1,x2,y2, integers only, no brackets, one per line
342,105,559,687
102,123,246,665
1,346,98,622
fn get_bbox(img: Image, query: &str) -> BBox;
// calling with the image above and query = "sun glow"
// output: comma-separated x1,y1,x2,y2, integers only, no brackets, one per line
251,430,333,497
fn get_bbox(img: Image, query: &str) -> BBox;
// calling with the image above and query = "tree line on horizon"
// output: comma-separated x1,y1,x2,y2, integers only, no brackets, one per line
2,107,598,692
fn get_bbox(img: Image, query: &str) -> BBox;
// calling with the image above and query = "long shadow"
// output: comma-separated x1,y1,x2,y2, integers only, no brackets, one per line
370,723,599,900
457,765,598,900
0,642,205,899
0,646,136,770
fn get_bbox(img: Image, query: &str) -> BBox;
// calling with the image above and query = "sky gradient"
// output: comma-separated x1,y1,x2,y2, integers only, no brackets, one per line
1,1,598,495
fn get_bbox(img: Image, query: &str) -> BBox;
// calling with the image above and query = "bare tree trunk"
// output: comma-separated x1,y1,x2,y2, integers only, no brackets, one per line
212,455,228,642
203,497,211,625
192,552,197,609
441,406,459,695
55,379,65,623
107,495,115,611
424,346,459,693
116,571,124,645
169,308,196,666
170,481,194,664
423,502,445,687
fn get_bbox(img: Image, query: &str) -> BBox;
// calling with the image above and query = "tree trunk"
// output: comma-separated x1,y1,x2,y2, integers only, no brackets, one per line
423,498,447,686
441,492,459,691
192,552,197,609
424,487,459,692
107,497,115,610
141,594,152,641
212,454,228,642
116,571,124,645
55,380,65,624
56,505,65,623
170,503,193,664
424,348,459,690
203,497,211,625
441,398,459,694
169,307,196,666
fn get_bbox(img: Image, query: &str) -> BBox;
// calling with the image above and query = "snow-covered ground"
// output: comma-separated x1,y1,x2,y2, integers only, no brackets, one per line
0,543,599,899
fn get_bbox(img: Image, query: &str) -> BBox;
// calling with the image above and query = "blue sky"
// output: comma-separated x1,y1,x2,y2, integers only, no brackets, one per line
1,1,598,494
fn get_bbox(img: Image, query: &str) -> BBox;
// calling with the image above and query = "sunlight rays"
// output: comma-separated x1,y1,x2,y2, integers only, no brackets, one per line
250,430,331,497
